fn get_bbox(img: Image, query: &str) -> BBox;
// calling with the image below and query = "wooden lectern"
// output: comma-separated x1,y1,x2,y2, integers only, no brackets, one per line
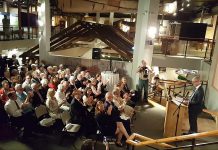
164,98,189,137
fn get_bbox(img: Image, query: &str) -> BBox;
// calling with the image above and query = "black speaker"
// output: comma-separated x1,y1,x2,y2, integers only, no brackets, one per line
92,48,101,59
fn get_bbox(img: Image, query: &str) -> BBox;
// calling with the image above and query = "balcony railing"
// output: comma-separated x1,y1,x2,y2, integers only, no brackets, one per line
153,36,215,62
0,25,38,41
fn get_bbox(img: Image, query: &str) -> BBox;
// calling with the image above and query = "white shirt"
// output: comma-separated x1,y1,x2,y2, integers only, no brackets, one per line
4,99,23,117
54,90,70,111
190,84,201,101
195,84,201,91
55,90,66,105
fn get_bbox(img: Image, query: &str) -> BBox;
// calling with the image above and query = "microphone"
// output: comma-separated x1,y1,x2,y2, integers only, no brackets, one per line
185,91,190,98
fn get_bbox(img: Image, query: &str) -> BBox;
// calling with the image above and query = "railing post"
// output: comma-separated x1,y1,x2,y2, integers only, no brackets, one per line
126,144,135,150
204,41,209,59
191,139,195,150
184,40,188,58
168,85,171,97
183,83,187,97
159,90,163,103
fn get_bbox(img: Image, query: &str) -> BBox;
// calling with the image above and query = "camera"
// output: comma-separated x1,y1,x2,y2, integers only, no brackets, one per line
143,74,148,78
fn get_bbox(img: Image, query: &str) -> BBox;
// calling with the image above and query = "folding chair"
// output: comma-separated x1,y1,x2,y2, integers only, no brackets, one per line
35,105,55,133
59,111,81,147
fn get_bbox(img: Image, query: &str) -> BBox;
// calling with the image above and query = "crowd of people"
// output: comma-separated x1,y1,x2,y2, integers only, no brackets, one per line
0,55,138,147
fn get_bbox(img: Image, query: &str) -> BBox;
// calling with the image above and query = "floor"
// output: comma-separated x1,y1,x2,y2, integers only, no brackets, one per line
0,97,218,150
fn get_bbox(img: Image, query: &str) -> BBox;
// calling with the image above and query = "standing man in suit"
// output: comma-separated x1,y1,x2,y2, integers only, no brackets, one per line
186,76,204,134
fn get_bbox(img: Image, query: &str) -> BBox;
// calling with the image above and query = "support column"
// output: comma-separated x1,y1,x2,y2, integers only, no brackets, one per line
18,0,22,39
3,1,9,13
131,0,159,89
109,12,114,25
96,13,100,23
38,0,51,64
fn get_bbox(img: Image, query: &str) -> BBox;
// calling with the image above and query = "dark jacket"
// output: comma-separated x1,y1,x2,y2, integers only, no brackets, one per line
189,86,204,111
70,98,87,124
31,91,45,108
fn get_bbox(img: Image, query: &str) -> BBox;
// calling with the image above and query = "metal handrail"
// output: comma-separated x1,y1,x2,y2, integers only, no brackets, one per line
0,25,38,40
154,36,215,62
148,79,208,110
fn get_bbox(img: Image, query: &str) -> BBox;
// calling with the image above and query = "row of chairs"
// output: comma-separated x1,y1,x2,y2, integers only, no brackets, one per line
35,105,80,134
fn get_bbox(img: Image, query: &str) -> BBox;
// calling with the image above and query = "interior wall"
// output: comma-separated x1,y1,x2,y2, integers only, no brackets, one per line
205,28,218,111
0,39,38,50
152,55,202,70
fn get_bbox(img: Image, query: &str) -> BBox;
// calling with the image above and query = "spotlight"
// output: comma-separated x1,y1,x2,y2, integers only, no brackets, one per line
179,8,184,11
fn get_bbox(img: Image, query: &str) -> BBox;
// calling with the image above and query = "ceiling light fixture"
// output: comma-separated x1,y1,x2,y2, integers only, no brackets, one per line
163,1,177,14
187,3,190,7
179,8,184,11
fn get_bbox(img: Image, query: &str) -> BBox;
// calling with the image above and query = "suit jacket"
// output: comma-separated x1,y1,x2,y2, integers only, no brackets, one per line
31,91,45,108
189,85,204,111
70,98,87,124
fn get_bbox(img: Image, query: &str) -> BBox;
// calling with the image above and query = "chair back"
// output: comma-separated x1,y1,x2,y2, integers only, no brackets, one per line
61,111,71,125
35,105,48,119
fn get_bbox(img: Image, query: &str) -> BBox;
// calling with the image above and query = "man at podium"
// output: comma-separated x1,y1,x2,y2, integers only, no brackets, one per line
184,76,204,134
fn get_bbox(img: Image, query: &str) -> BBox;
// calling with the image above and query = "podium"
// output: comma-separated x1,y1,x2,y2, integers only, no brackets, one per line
164,97,189,137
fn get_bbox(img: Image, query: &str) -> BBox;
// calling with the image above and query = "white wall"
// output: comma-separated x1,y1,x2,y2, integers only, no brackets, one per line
152,55,203,70
0,39,38,50
205,29,218,111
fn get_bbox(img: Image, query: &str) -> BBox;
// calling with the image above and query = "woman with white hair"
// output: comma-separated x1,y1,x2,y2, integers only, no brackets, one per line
55,84,70,111
46,88,66,119
39,79,49,100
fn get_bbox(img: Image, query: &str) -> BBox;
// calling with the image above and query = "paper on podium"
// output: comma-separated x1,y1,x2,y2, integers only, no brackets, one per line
172,96,186,106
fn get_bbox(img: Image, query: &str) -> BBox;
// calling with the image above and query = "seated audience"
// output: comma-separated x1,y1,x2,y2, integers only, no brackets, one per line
39,79,49,100
70,90,87,125
112,88,134,119
55,84,70,111
31,83,45,108
15,84,34,115
31,71,41,85
90,79,102,100
46,88,67,120
0,80,14,104
22,75,32,93
48,76,59,91
96,100,129,147
75,74,83,89
4,91,36,137
120,77,138,103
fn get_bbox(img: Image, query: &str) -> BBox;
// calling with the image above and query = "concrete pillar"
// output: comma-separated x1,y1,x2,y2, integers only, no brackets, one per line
131,0,159,89
38,0,51,64
96,13,100,23
109,12,114,25
3,1,9,13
